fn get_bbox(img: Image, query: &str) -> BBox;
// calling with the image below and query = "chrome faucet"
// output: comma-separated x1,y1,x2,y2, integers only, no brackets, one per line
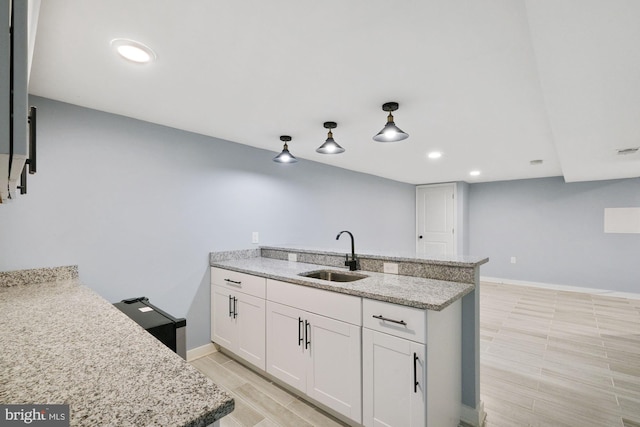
336,230,360,271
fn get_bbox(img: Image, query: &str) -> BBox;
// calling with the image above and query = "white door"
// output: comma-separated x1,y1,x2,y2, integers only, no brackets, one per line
211,285,236,350
265,301,306,392
306,312,362,423
416,183,456,256
363,329,426,427
236,293,266,371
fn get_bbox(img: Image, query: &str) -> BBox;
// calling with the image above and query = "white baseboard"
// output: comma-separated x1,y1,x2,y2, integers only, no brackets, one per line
460,401,485,427
186,342,218,362
481,276,640,300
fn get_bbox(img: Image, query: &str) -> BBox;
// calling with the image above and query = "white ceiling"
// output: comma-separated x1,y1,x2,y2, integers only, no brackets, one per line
28,0,640,185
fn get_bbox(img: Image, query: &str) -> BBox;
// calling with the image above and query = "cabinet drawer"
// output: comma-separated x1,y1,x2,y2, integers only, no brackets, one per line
267,279,361,326
363,299,426,344
211,267,266,298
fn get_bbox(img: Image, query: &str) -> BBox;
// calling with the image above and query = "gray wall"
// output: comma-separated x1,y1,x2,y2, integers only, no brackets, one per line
0,97,416,349
469,176,640,292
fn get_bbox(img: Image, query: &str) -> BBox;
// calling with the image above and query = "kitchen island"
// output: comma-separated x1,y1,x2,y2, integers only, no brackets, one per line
209,246,488,427
0,266,234,427
211,251,477,311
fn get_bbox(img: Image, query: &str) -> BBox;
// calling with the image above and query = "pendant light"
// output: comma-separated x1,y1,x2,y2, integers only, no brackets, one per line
373,102,409,142
273,135,297,163
316,122,345,154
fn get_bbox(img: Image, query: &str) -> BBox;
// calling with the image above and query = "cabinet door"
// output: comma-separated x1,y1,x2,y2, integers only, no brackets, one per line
236,293,266,371
306,312,362,423
363,329,426,427
211,285,236,350
266,301,306,392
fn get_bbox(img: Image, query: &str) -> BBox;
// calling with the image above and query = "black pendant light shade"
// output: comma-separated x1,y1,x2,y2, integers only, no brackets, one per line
373,102,409,142
316,121,345,154
273,135,297,163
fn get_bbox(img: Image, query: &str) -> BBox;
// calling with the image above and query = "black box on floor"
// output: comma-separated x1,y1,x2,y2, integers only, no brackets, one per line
114,297,186,359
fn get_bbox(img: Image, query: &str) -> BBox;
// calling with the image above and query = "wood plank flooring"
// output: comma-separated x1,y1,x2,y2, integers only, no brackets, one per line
191,282,640,426
190,351,349,427
481,282,640,427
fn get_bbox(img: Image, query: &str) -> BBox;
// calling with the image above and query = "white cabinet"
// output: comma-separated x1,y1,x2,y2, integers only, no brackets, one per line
266,280,362,424
211,285,236,350
1,0,39,203
363,298,462,427
363,329,426,427
306,309,361,422
211,268,266,371
210,267,463,427
265,301,306,390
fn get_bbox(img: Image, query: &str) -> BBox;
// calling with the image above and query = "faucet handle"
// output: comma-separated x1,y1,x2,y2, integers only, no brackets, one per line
344,254,361,271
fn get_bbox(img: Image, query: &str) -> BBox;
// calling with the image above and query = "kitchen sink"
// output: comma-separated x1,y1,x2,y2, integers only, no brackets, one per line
299,270,368,282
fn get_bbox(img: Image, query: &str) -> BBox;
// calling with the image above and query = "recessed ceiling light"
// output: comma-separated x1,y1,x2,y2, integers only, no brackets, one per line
111,38,156,63
469,170,481,177
427,151,442,159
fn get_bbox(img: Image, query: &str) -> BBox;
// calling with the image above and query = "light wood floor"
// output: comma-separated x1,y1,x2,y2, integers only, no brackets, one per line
190,351,350,427
481,282,640,427
191,282,640,426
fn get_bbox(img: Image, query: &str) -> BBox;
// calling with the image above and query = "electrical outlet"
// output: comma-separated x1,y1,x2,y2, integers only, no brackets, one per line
252,232,259,244
510,257,517,264
383,263,399,274
288,253,297,262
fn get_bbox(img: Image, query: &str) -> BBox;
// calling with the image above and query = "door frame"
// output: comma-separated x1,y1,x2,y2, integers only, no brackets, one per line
415,182,458,256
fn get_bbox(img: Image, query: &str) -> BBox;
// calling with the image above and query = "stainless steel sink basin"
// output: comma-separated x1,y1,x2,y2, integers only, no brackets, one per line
299,270,368,282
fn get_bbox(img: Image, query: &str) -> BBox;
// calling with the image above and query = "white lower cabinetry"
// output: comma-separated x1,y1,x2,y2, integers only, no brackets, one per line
266,280,362,424
264,300,306,389
211,286,266,370
363,329,426,426
211,268,266,371
306,311,360,418
362,298,462,427
266,301,362,422
211,267,462,427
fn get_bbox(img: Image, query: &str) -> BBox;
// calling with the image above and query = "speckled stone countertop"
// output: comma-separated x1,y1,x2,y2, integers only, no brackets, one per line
0,277,234,426
211,257,473,311
260,245,489,267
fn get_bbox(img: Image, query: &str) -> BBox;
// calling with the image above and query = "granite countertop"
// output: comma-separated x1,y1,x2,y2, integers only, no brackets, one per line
211,257,474,311
260,245,489,267
0,279,234,426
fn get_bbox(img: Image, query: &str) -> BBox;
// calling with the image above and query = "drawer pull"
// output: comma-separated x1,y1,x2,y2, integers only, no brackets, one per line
372,314,407,326
224,278,242,286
